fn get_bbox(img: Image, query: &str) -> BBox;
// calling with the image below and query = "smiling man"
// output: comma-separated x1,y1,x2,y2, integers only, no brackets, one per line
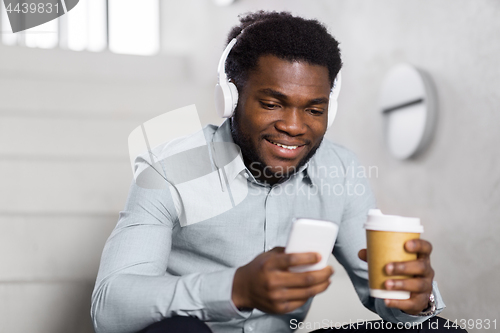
91,11,465,333
231,54,331,185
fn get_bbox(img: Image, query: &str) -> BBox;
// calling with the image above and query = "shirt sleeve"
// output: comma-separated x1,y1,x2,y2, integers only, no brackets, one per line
90,180,249,333
331,150,445,324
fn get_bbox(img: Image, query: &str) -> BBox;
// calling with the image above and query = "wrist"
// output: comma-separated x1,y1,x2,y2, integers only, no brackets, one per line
401,292,436,316
232,267,251,309
416,293,436,317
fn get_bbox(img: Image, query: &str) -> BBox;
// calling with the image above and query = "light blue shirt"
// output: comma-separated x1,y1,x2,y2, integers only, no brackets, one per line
91,120,444,333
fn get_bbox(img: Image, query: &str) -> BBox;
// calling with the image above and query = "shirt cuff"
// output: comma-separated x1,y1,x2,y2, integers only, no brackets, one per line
200,267,252,321
375,281,446,323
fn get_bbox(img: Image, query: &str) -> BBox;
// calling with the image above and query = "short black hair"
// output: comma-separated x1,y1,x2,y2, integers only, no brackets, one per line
225,11,342,90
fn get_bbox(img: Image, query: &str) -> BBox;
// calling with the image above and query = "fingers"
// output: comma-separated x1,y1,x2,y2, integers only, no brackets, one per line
271,300,309,314
385,259,434,277
369,240,434,315
270,252,321,270
275,266,334,288
268,280,331,303
261,280,331,314
268,247,285,254
385,277,433,293
358,249,367,262
405,239,433,258
385,240,434,282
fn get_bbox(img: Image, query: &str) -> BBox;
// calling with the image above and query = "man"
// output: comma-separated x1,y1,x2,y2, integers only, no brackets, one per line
91,11,465,333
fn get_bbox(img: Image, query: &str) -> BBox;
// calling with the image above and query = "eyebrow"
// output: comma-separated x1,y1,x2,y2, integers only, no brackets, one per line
257,88,288,100
257,88,329,105
309,97,330,105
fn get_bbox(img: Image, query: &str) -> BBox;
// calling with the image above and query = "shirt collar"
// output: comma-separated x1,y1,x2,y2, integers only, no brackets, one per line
300,162,315,187
211,119,247,185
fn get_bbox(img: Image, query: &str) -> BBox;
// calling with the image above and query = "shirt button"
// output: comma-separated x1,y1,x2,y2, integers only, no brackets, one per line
247,326,254,332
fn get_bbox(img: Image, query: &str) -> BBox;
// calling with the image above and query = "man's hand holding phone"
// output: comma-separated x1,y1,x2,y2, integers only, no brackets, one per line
232,219,338,314
232,247,333,314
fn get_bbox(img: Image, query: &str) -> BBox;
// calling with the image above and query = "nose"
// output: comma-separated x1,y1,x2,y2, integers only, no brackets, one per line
274,108,306,136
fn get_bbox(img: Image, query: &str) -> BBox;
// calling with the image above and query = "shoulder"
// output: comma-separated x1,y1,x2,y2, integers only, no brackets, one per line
312,138,362,171
150,124,218,159
132,124,219,185
136,124,218,162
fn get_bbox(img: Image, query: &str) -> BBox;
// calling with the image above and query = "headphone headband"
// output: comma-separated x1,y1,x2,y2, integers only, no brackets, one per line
217,38,237,82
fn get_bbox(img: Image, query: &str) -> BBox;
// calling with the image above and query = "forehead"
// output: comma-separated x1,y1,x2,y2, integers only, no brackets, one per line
245,55,331,96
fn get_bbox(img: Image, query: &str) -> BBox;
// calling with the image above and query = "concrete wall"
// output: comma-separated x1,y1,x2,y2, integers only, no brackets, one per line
1,0,498,332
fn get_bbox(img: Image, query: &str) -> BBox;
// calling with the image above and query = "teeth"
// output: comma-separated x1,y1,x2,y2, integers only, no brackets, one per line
269,140,298,150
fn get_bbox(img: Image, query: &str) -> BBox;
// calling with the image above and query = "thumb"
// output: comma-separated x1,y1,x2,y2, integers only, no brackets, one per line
358,249,367,262
269,246,285,253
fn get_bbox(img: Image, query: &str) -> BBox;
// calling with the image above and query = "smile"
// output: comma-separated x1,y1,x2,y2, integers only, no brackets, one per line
267,140,300,150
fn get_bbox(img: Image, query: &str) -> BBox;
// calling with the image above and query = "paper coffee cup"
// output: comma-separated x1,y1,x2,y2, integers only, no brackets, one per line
364,209,424,300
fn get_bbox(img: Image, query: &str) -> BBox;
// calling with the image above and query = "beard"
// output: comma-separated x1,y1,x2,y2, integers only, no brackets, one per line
230,110,323,183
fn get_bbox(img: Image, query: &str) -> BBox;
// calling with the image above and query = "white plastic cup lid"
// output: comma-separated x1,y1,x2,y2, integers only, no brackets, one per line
364,209,423,233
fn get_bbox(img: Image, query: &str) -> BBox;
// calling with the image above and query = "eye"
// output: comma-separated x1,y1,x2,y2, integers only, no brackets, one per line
307,108,325,116
260,101,281,110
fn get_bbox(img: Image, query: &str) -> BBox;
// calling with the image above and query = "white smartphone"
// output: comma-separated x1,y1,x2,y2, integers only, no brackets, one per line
285,218,339,272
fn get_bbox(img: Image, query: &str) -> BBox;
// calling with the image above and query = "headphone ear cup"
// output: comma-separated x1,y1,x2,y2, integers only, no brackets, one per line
327,72,341,128
214,81,239,118
228,82,239,116
327,94,338,128
214,83,225,118
215,81,236,118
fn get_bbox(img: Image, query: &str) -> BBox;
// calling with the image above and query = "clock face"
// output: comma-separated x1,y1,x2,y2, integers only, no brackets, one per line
379,64,437,160
213,0,235,6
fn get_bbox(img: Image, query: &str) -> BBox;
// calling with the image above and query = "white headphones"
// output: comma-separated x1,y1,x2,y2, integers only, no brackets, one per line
215,37,342,128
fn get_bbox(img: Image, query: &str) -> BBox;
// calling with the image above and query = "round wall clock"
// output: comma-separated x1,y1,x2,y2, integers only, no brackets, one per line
379,64,437,159
213,0,236,6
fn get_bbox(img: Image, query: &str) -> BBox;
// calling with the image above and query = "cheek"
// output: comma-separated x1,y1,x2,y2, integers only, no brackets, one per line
240,105,271,132
307,123,327,145
311,117,328,134
317,124,328,137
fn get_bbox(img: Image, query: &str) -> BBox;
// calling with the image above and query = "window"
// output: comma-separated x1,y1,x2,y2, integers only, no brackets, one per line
108,0,159,56
0,0,160,55
1,1,20,46
65,0,107,52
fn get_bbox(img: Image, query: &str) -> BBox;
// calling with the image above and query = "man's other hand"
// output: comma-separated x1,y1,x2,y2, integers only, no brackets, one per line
358,239,435,315
232,247,333,314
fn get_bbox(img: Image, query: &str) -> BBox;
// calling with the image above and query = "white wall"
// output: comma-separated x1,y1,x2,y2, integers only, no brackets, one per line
1,0,498,332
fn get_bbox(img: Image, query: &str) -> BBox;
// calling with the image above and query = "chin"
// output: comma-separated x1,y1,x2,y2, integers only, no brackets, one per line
264,160,302,175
